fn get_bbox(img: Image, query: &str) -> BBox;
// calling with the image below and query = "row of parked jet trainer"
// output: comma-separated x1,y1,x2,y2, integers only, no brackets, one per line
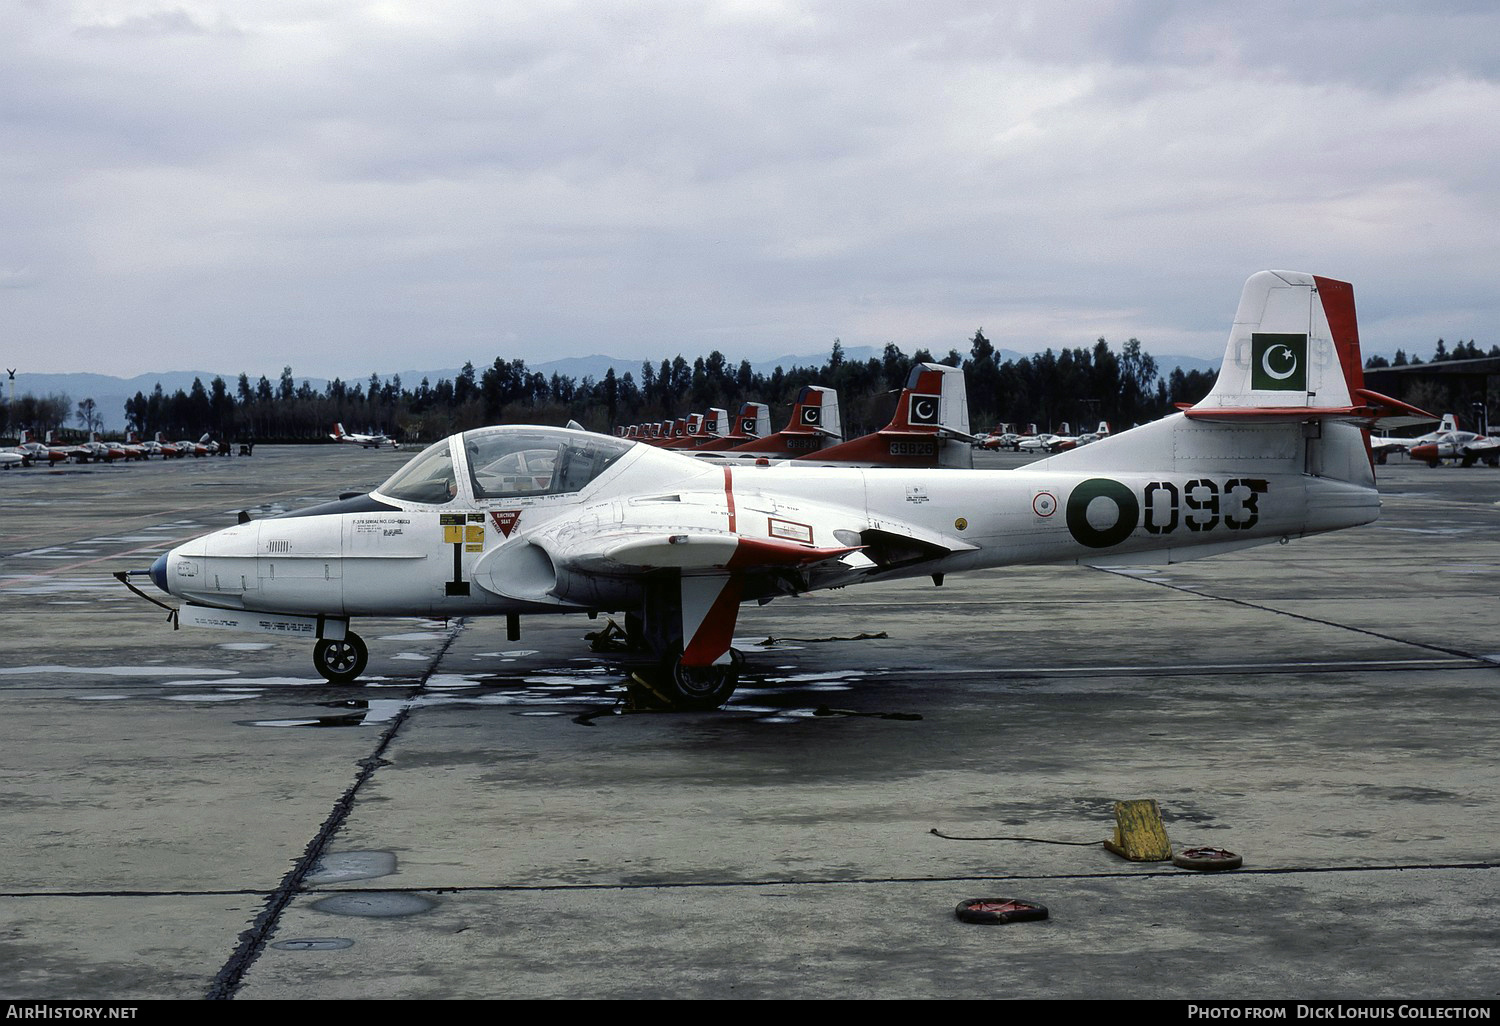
0,430,230,468
0,423,399,468
617,359,1495,470
616,364,979,469
617,363,1111,469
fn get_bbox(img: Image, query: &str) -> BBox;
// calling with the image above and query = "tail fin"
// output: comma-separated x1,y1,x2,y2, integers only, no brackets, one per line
1192,271,1364,413
725,387,841,455
796,363,974,468
1039,271,1430,489
736,402,771,439
882,363,971,439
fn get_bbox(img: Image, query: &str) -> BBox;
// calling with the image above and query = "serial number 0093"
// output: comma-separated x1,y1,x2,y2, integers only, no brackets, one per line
1142,478,1267,533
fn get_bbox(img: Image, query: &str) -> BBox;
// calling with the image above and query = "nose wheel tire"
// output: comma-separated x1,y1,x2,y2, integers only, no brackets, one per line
664,654,739,710
313,632,368,683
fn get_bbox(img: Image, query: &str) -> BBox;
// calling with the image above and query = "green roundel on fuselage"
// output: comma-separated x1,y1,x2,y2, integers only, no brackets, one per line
1065,478,1140,548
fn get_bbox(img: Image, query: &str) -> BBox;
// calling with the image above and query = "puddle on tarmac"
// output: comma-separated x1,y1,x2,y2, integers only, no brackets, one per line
310,892,435,918
1,576,137,595
305,850,397,886
165,692,261,703
2,664,237,677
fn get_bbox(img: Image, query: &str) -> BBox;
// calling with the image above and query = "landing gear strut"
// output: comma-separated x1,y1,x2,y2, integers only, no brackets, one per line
313,631,368,683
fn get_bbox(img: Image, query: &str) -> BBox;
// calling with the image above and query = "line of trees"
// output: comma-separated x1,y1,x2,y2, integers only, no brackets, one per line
9,333,1486,446
99,335,1214,444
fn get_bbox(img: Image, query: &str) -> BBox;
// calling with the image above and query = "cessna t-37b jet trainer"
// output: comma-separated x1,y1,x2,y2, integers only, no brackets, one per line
123,271,1425,708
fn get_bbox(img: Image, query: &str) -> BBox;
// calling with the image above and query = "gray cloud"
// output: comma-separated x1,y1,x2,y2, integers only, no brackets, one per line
2,1,1496,379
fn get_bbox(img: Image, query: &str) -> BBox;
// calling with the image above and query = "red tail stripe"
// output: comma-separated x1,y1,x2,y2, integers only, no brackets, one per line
1313,275,1364,394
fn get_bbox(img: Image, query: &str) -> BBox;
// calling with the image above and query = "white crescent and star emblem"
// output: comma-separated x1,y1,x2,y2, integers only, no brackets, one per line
915,400,935,420
1261,344,1298,381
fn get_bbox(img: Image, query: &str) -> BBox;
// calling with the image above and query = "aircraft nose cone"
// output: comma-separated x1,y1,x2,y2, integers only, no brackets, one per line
149,553,169,594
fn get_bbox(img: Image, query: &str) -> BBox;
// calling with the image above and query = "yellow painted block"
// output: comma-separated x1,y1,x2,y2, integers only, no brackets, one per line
465,525,484,544
443,525,464,544
1103,798,1173,862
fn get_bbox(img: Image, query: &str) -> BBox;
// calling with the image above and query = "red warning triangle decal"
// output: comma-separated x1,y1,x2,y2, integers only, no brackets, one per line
489,510,521,537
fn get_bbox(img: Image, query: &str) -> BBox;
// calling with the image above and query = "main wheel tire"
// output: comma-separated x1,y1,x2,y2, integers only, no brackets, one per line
313,632,368,684
664,654,738,710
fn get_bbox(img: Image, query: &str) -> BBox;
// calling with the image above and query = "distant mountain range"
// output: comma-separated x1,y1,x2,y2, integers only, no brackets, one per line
6,347,1221,432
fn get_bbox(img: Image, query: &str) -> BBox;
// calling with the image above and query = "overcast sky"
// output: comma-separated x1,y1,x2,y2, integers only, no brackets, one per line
5,0,1497,380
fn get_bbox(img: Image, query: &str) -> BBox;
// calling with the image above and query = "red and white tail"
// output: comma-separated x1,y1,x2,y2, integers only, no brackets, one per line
881,363,970,438
1040,270,1431,487
795,363,974,468
739,403,770,438
725,386,841,456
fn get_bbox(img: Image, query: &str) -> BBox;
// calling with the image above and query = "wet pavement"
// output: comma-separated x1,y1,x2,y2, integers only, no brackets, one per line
0,445,1497,999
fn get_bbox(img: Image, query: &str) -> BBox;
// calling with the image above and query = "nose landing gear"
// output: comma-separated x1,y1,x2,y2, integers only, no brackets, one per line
313,632,368,683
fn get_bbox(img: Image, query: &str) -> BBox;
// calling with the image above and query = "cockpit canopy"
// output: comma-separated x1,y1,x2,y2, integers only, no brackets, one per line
376,427,634,504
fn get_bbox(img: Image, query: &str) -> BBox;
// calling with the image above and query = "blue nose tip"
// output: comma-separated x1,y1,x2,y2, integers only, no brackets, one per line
149,553,169,594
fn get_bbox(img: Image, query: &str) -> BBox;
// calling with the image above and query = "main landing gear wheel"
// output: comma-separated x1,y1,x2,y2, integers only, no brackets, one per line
313,632,368,684
663,654,739,710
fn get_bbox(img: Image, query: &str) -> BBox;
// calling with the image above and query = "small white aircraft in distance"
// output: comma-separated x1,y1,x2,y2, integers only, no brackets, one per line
1406,414,1500,467
124,271,1429,709
331,423,400,450
1368,413,1449,463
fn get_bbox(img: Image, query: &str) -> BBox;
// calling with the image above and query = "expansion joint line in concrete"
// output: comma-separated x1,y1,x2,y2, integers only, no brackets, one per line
1092,567,1494,665
204,618,469,1001
261,859,1500,896
4,860,1495,901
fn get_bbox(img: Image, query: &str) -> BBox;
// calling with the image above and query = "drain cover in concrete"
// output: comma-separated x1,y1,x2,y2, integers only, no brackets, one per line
271,937,356,951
